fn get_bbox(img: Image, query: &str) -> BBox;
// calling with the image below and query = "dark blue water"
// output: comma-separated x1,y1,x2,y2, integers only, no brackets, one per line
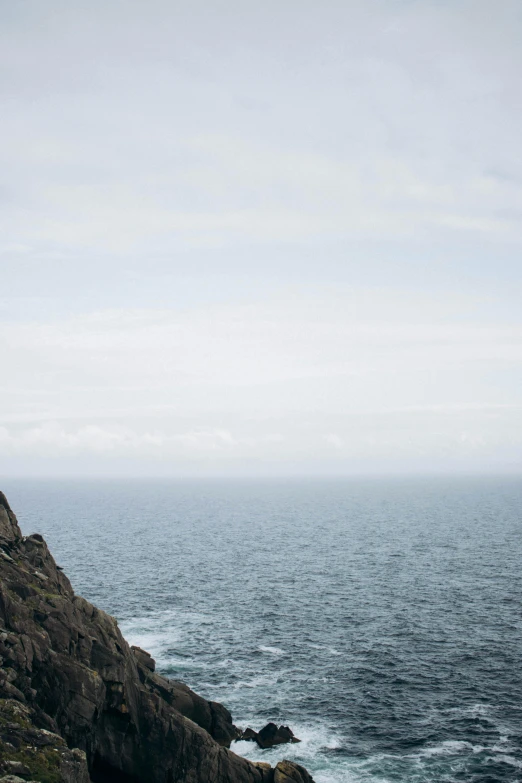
4,477,522,783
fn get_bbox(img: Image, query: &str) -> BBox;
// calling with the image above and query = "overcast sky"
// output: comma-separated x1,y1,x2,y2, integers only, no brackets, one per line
1,0,521,477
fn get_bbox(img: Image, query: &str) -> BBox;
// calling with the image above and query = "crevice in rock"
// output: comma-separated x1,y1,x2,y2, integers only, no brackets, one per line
91,754,142,783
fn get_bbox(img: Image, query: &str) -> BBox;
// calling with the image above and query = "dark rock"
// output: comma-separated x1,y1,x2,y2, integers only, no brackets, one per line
0,492,22,543
0,491,314,783
256,723,301,749
130,645,155,671
274,761,314,783
238,727,258,741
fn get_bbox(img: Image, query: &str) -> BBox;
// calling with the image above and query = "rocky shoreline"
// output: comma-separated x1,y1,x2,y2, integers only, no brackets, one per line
0,491,314,783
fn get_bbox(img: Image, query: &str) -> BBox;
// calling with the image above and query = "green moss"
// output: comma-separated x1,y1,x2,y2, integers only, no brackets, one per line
43,593,61,602
0,738,62,783
0,699,31,729
0,702,66,783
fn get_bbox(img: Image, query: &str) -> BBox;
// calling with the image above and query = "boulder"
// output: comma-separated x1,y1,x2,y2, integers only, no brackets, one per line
238,727,258,741
256,723,302,749
274,761,315,783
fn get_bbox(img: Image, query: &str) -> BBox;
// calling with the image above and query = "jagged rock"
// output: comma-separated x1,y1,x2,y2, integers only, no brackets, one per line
238,727,258,741
236,724,301,748
0,493,22,543
131,645,156,671
0,491,314,783
256,723,301,749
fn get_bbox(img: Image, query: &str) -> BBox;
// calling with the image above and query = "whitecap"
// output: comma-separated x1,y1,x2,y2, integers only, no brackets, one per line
234,720,345,766
488,754,522,769
259,645,286,655
491,736,515,753
468,703,491,717
232,675,279,689
414,740,485,757
305,643,341,656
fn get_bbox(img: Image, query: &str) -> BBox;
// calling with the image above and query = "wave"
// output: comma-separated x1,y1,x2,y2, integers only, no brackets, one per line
258,646,286,655
412,740,486,757
306,643,342,657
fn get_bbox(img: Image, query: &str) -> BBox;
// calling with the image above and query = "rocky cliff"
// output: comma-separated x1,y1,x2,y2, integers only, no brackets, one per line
0,492,313,783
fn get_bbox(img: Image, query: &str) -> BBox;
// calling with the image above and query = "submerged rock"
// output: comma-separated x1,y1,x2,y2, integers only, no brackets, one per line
0,491,314,783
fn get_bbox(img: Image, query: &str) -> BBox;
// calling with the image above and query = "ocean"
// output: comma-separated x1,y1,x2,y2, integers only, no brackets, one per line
4,477,522,783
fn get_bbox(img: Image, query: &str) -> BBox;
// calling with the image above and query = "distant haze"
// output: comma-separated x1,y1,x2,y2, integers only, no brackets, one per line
1,0,521,477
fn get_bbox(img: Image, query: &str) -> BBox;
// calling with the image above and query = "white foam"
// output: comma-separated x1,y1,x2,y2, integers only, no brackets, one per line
119,608,217,669
232,675,279,689
305,643,341,656
468,703,491,718
258,645,286,655
489,754,522,770
235,720,344,763
234,722,361,783
122,629,176,656
414,740,485,758
491,736,515,753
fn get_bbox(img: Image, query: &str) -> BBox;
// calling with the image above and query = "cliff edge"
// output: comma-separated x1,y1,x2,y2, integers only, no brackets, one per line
0,492,313,783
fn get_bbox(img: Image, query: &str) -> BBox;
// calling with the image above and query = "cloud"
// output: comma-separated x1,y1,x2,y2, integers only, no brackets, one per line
2,408,521,473
1,1,522,474
325,434,344,449
0,423,161,456
1,293,522,441
1,0,522,258
0,422,286,461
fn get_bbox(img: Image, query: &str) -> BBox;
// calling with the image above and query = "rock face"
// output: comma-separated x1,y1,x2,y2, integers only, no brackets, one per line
0,492,314,783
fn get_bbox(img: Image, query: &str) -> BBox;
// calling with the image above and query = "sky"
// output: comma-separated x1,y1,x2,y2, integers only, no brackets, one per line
1,0,522,477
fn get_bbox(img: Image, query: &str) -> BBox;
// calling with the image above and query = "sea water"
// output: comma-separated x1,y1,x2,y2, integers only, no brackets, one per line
5,477,522,783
